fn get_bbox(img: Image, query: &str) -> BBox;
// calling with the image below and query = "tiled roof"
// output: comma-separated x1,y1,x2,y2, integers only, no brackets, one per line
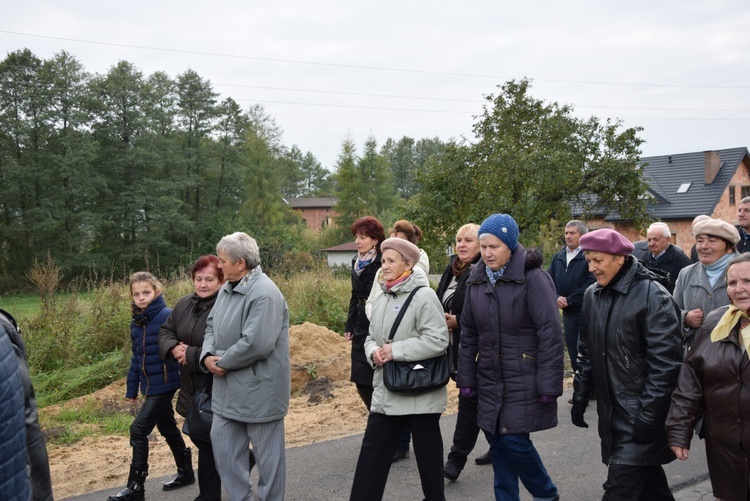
639,147,749,220
321,242,358,252
574,147,749,221
286,197,338,209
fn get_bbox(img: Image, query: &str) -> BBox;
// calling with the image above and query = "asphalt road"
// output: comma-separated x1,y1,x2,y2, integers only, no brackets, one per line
65,389,709,500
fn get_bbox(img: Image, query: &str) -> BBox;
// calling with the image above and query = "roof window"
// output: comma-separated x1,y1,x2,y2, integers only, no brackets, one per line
677,182,691,193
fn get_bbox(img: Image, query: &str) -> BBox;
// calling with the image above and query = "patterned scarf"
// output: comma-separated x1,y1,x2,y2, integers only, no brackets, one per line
354,248,377,276
485,259,511,285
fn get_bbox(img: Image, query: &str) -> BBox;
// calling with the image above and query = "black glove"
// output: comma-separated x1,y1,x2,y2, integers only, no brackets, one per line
632,416,657,444
571,402,588,428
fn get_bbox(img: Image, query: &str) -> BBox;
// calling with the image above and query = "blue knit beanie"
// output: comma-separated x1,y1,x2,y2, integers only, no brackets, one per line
478,213,519,252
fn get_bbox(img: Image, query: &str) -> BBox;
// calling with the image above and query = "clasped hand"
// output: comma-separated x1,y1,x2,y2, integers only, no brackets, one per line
372,344,393,366
204,355,227,376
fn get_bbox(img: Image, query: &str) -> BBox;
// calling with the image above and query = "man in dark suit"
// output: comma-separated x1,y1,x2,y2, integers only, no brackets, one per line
633,222,691,294
735,197,750,254
547,220,595,391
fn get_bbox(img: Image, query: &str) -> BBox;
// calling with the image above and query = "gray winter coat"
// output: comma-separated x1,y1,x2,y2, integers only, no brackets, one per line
457,245,564,435
673,261,731,346
365,271,449,416
201,267,290,423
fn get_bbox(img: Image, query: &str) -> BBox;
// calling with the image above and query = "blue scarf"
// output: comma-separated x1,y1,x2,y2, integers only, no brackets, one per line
704,253,733,287
485,259,511,285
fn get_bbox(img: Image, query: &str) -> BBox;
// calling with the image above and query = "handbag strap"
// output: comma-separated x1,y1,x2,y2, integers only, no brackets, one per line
387,286,425,342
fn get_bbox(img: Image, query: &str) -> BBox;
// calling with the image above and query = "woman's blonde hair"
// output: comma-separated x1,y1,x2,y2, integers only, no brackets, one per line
456,223,480,241
129,271,162,294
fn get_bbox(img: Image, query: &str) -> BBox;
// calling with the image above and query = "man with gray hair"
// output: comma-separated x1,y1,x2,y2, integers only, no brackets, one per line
547,220,595,389
736,196,750,254
633,222,690,294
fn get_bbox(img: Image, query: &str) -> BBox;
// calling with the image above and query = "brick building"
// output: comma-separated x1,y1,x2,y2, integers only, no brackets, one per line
577,147,750,252
286,197,338,230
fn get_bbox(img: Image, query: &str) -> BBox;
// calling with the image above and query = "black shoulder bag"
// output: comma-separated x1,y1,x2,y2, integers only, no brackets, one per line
382,286,450,394
182,377,213,442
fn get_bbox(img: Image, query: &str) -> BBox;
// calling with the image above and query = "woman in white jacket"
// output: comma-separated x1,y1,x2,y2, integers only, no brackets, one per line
349,237,449,501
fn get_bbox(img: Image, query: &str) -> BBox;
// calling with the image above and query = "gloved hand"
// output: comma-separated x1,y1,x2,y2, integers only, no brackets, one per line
538,395,556,404
459,387,476,398
632,416,657,444
571,402,588,428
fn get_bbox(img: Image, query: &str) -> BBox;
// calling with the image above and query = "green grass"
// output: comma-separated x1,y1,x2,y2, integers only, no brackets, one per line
33,350,129,408
0,294,42,320
41,397,135,445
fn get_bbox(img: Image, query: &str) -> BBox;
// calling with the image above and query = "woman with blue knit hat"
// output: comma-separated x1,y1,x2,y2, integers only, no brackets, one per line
456,213,564,501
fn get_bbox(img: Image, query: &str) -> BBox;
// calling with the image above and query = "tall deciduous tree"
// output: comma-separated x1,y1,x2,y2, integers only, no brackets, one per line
406,79,649,260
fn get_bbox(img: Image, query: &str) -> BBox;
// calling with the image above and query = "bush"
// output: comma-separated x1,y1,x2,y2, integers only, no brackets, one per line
276,267,351,335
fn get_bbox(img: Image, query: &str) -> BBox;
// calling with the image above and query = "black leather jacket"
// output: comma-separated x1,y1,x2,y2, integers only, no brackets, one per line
574,257,682,466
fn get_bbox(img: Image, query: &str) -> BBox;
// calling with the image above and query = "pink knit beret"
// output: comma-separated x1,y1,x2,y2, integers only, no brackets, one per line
578,229,635,256
380,237,421,265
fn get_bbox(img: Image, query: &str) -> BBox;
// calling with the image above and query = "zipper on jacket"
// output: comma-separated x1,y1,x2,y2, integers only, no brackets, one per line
521,353,536,361
163,363,168,383
141,325,150,396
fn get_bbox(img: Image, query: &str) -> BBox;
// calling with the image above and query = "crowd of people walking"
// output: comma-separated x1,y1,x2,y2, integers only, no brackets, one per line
6,199,750,501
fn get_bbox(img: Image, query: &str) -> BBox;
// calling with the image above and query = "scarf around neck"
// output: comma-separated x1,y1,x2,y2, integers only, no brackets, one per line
452,254,477,277
354,248,377,276
485,258,511,285
704,253,733,287
710,304,750,357
384,270,412,293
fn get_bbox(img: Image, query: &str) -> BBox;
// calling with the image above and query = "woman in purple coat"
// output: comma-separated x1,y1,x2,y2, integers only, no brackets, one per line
457,214,564,501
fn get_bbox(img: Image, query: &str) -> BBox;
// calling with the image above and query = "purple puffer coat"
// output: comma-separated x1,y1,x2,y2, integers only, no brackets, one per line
456,244,564,435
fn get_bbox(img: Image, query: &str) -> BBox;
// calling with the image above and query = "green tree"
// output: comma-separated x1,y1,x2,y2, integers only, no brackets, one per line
406,79,649,259
333,135,395,237
297,150,333,197
332,136,364,234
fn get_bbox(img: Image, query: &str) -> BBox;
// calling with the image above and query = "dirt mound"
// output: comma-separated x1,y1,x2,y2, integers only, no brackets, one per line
289,321,350,394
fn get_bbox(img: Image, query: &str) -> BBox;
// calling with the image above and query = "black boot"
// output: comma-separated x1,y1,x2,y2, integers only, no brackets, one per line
163,447,195,491
108,466,148,501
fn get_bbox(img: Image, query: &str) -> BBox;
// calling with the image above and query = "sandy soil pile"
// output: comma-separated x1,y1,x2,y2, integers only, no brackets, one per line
43,322,461,499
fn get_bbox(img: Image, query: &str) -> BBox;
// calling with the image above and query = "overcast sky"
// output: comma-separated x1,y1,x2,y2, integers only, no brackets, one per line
3,1,749,170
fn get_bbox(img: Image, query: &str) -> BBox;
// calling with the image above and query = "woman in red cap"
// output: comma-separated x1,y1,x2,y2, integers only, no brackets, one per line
572,228,683,500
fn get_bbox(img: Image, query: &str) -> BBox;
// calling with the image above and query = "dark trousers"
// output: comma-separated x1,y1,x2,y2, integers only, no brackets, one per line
563,313,581,374
191,436,221,501
129,389,186,468
446,389,481,469
602,464,675,501
350,412,445,501
356,383,373,410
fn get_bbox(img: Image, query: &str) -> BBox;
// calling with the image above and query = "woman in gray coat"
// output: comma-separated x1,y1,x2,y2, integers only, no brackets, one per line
673,218,739,351
349,237,449,501
201,232,290,501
